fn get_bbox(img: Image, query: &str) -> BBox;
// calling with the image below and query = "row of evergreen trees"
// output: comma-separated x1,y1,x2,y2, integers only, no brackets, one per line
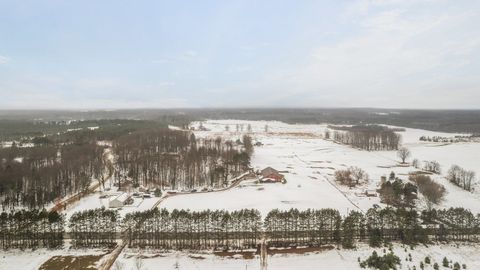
123,208,261,250
0,209,64,249
1,207,479,250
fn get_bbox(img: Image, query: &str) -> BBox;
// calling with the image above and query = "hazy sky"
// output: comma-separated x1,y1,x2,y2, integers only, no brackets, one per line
0,0,479,109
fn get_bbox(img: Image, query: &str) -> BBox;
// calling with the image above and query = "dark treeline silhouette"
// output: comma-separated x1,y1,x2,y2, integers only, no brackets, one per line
124,208,261,250
332,125,401,150
113,129,252,190
1,206,480,250
69,208,119,248
264,208,342,247
0,209,64,250
0,142,105,209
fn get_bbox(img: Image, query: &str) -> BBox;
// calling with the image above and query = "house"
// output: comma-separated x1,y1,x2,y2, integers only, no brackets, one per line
259,167,284,183
109,193,132,208
365,189,378,197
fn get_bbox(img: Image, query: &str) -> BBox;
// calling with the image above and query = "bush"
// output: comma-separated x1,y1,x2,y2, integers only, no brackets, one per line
359,251,401,270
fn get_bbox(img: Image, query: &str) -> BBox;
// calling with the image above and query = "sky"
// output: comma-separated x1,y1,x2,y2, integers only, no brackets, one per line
0,0,479,109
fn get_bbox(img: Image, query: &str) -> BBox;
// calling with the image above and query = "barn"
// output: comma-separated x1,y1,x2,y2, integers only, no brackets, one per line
109,193,132,208
259,167,285,183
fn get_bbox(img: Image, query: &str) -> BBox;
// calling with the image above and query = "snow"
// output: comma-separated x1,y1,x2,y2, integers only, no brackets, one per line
112,243,480,270
3,119,480,269
0,246,106,270
163,120,480,215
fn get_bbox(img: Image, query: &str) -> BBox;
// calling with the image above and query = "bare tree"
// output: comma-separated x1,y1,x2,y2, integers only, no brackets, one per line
410,174,445,210
412,158,419,169
397,147,411,164
349,166,369,185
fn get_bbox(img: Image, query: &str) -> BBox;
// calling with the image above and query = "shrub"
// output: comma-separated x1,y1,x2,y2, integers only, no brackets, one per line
359,251,401,270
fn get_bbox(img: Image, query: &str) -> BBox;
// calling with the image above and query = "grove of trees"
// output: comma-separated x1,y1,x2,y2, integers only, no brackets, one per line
0,142,105,209
113,129,253,191
447,165,476,191
332,125,401,151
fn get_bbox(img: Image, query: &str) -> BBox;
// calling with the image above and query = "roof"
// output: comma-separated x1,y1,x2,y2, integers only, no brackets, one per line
261,167,279,177
110,193,131,203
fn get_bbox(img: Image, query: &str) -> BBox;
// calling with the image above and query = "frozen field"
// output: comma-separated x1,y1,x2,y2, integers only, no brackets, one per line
3,243,478,270
162,120,480,214
112,243,480,270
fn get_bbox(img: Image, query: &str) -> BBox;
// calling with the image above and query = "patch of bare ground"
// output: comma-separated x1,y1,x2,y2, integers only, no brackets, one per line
270,132,321,138
214,251,256,259
124,253,166,259
268,245,335,255
188,255,206,260
39,254,106,270
409,170,434,175
310,166,335,170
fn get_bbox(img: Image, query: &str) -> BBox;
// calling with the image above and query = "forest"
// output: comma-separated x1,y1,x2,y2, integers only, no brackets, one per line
0,142,105,209
0,120,253,209
113,129,252,191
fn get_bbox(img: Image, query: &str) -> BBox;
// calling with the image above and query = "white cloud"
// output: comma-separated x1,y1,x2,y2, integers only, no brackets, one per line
0,55,8,64
259,0,480,108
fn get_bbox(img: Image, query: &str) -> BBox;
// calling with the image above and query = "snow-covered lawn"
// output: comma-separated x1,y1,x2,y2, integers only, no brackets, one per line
0,247,107,270
162,120,480,215
113,243,480,270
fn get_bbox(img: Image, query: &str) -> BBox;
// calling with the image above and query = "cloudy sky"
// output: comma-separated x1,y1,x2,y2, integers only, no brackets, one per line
0,0,479,109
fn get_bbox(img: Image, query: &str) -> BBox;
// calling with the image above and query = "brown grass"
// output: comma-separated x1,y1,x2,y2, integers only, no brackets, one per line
268,245,335,255
214,251,256,259
39,254,105,270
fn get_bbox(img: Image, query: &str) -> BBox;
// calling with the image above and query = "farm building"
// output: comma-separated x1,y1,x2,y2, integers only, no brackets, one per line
260,167,285,183
109,193,132,208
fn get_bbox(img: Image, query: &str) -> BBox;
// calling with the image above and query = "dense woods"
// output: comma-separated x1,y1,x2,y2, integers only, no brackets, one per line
0,142,105,209
1,206,480,250
331,125,401,151
113,129,252,191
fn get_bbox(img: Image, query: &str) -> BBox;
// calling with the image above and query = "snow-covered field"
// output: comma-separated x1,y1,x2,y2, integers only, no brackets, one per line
162,120,480,215
112,243,480,270
0,246,107,270
4,119,480,269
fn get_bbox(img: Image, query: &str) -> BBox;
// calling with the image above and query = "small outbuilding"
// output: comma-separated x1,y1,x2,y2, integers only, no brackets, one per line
365,189,378,197
109,193,132,208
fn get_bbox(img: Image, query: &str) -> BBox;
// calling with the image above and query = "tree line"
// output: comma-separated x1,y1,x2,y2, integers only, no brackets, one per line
123,208,261,250
113,129,252,191
2,206,479,250
0,209,64,250
331,125,401,151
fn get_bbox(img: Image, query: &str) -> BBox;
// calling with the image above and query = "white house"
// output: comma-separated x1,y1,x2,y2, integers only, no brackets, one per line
109,193,131,208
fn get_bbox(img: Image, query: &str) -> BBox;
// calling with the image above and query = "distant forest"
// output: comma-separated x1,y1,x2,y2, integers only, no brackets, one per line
1,108,480,133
